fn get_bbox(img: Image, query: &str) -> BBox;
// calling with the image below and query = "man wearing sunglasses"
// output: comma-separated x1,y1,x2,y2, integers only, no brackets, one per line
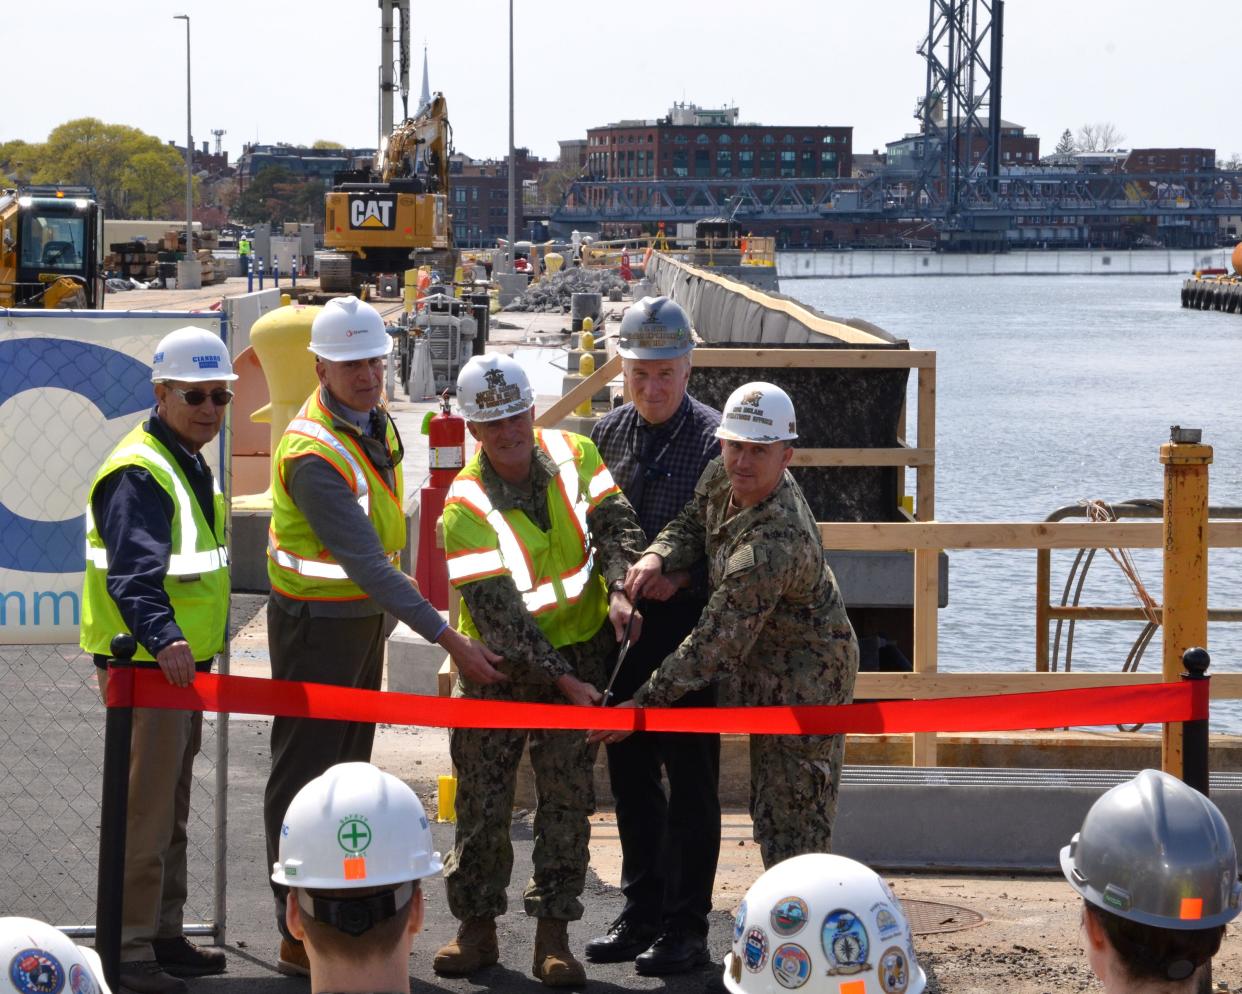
81,325,235,994
263,296,502,977
585,296,723,977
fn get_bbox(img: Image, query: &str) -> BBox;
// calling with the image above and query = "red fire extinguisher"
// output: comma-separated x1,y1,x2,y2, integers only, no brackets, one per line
619,249,633,282
416,390,464,609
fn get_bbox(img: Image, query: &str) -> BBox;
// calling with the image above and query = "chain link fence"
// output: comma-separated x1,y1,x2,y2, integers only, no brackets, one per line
0,311,229,935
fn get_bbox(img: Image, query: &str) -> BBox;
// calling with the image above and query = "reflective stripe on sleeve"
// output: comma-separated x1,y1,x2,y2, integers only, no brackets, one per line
288,418,371,514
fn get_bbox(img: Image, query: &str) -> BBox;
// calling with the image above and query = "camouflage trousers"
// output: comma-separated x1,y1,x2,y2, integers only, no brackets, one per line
443,639,609,922
750,733,846,869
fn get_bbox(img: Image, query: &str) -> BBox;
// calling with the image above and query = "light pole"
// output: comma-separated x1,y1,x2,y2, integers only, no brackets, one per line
506,0,516,272
174,14,199,288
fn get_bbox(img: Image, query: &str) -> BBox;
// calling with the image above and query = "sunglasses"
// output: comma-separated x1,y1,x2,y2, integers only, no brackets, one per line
171,386,234,407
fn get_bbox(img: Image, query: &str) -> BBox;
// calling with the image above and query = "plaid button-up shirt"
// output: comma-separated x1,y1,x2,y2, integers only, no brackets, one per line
591,392,721,545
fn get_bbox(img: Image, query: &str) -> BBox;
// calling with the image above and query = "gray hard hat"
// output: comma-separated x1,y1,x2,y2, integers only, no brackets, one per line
617,296,693,360
1060,768,1242,930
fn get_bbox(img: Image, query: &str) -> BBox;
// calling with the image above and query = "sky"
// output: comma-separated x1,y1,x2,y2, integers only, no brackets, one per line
5,1,1240,167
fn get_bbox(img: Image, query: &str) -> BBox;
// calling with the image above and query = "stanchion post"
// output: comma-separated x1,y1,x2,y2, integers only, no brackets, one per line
96,633,137,994
274,260,280,287
1181,647,1211,796
246,255,253,293
258,257,265,290
1160,426,1211,778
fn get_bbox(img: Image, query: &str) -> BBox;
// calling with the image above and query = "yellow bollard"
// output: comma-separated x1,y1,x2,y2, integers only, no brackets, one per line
404,267,419,314
454,265,465,298
576,352,595,416
437,774,457,823
1159,426,1212,778
545,251,564,275
579,323,595,353
280,293,291,306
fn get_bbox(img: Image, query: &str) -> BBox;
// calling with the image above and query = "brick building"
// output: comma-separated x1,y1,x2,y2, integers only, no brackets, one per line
447,148,550,247
1123,148,1215,173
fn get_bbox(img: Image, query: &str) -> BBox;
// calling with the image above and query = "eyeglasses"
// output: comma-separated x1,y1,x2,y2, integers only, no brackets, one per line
171,386,234,407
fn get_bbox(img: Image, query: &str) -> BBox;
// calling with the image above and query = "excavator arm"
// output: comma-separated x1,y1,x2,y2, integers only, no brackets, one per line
380,92,452,192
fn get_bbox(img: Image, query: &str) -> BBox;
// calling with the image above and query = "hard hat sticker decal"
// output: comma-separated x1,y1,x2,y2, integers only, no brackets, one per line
733,900,748,942
771,943,811,989
770,896,809,936
9,949,65,994
821,910,870,975
871,903,902,940
878,947,910,994
743,927,769,973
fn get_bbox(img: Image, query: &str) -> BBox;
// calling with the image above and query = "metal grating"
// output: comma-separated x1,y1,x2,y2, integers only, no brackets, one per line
900,898,984,935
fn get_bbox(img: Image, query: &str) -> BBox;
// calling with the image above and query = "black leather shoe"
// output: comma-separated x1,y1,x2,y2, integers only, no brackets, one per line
584,918,659,963
151,936,226,978
635,930,710,976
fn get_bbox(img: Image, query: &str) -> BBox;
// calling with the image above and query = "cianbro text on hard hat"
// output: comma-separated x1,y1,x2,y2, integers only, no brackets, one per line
618,295,694,360
723,853,925,994
272,763,442,936
1061,768,1242,932
308,295,392,362
0,917,112,994
457,354,535,423
150,326,238,383
715,381,798,444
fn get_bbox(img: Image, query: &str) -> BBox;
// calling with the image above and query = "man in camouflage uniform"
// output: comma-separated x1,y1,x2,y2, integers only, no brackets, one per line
434,354,646,987
612,381,859,868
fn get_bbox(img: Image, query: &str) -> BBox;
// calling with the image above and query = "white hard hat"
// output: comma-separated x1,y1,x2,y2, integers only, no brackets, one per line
722,854,925,994
456,354,534,423
308,296,392,362
271,762,442,891
716,381,798,443
150,326,237,383
0,918,112,994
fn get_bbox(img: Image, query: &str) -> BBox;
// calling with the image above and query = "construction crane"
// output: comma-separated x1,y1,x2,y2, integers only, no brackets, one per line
321,0,455,292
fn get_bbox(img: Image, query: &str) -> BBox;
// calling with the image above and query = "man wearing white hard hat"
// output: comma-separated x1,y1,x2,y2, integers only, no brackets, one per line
433,353,646,987
607,381,860,869
0,917,114,994
722,853,925,994
80,326,234,993
264,296,502,976
272,763,442,993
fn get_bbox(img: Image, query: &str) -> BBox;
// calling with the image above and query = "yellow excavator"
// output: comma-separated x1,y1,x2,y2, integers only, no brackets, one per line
0,185,102,308
321,0,456,292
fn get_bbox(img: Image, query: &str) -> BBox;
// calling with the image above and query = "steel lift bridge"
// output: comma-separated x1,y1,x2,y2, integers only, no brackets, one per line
553,0,1242,248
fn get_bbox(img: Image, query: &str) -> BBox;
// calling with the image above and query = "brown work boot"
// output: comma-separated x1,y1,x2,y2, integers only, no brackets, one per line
532,918,586,987
276,938,310,977
432,917,499,976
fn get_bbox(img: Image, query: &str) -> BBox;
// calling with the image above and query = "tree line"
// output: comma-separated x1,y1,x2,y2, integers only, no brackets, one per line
1,118,342,225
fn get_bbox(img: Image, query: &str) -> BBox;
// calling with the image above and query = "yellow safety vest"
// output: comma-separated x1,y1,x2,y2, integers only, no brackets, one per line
267,389,405,600
443,428,619,648
80,422,229,661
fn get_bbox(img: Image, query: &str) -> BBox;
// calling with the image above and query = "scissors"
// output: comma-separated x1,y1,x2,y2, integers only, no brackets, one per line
599,611,637,708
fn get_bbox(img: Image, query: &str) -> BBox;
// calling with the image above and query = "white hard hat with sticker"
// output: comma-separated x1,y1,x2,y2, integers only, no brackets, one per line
150,326,237,383
0,917,111,994
308,296,392,362
715,381,797,444
722,853,925,994
456,354,535,423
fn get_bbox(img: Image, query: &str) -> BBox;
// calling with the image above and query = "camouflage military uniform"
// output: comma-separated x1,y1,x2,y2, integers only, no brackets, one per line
632,457,859,868
444,445,645,922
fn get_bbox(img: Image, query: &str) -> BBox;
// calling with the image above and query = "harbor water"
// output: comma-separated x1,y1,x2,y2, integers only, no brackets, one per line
789,268,1242,734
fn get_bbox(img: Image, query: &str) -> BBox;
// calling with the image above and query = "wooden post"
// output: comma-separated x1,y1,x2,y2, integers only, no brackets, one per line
1160,426,1212,777
912,364,938,766
1035,549,1050,671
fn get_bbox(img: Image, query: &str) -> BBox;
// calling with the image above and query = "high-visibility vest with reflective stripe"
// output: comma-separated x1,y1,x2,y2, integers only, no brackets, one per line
267,389,405,600
80,421,229,661
443,428,620,648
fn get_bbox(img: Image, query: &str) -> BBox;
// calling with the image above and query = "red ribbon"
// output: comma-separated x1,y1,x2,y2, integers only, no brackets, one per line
107,669,1209,736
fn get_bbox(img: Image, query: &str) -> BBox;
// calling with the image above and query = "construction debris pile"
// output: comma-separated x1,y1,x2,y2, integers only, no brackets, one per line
504,267,628,312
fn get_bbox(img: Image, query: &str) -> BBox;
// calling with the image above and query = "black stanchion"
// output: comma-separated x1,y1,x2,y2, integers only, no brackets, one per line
95,633,137,993
1181,646,1211,798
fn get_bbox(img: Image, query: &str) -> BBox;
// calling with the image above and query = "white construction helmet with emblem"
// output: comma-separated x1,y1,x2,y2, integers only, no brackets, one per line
457,353,535,422
716,381,798,443
150,326,237,382
723,853,925,994
308,295,392,362
618,295,693,359
272,762,442,935
0,917,112,994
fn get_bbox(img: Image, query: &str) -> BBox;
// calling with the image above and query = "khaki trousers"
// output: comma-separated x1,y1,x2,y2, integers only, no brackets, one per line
98,669,202,962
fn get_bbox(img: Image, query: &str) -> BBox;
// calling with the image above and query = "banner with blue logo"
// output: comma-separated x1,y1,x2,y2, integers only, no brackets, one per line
1,310,226,644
